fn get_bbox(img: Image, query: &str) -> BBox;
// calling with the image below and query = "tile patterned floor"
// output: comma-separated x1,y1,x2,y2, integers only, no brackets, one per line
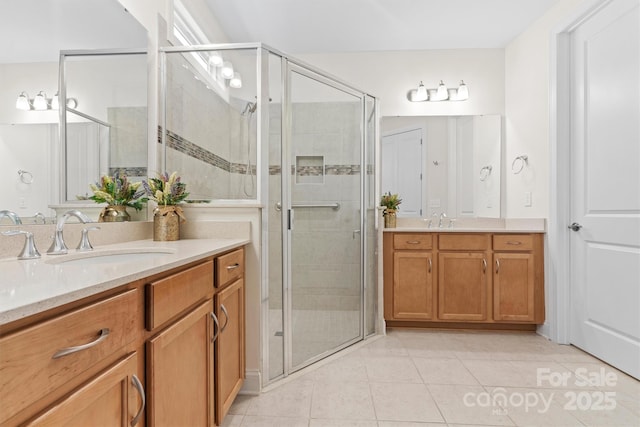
225,329,640,427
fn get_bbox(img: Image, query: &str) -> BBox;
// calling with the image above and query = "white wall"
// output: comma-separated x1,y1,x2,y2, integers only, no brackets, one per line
504,0,588,218
297,49,505,117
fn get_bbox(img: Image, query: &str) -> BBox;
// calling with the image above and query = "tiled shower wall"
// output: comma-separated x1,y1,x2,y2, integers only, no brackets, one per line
163,53,257,200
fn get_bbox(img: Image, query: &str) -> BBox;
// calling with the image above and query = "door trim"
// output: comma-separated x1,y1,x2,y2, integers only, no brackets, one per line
548,0,612,344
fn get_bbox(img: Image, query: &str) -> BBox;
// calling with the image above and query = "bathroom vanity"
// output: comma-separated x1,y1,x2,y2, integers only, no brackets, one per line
0,238,248,427
383,219,545,330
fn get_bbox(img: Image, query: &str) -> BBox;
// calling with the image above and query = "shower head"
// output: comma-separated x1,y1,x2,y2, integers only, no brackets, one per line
242,101,257,115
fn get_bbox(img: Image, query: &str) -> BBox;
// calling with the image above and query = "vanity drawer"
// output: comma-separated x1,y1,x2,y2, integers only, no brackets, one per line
493,234,534,251
393,233,433,250
0,289,138,424
216,248,245,288
439,234,490,251
147,260,214,330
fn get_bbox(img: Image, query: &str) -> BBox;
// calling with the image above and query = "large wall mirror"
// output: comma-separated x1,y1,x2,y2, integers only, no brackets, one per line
381,115,502,219
0,0,147,225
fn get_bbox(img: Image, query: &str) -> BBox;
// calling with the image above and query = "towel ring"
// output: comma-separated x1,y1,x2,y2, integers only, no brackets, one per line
479,165,492,181
18,170,34,184
511,155,528,174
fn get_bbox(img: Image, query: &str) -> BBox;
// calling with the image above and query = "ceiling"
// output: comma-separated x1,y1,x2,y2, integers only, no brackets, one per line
0,0,147,63
204,0,561,53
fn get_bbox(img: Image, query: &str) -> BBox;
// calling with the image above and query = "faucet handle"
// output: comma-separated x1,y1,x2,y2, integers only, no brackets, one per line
2,230,41,260
77,226,100,252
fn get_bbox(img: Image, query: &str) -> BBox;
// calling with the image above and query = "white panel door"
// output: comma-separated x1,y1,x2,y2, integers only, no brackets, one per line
381,129,422,217
570,0,640,379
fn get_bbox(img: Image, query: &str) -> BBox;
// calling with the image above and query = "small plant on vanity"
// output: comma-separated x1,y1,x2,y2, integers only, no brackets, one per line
143,171,189,241
380,192,401,228
89,171,147,222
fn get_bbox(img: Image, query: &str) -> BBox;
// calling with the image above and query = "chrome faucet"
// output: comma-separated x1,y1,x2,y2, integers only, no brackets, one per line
33,212,46,224
0,210,22,225
438,212,448,228
427,212,438,228
2,230,41,259
47,210,92,255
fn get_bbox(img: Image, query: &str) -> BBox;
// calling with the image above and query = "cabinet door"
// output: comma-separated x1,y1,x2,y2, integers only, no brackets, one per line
438,252,488,321
147,300,214,427
26,352,144,427
493,253,535,322
215,278,245,426
392,251,434,319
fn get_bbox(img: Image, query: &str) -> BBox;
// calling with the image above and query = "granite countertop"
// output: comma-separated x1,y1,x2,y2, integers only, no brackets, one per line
383,218,546,233
0,238,249,325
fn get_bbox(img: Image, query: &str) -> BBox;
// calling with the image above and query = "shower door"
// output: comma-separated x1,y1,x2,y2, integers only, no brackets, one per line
285,65,364,371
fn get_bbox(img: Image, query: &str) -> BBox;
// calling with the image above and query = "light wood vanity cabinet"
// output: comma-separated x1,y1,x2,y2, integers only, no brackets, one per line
214,248,246,425
0,245,246,427
384,232,544,329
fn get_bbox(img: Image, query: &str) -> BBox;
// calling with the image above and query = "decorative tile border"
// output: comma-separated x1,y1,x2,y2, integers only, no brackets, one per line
108,167,147,177
159,127,372,177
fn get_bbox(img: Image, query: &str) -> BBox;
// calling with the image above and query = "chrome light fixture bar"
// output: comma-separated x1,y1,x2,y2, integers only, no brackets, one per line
407,80,469,102
16,91,78,111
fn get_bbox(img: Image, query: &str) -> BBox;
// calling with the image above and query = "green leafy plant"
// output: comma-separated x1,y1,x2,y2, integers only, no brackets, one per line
89,171,147,211
143,171,189,206
380,192,402,214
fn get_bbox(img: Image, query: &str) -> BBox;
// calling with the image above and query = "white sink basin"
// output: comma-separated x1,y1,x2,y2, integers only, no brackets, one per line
45,247,177,266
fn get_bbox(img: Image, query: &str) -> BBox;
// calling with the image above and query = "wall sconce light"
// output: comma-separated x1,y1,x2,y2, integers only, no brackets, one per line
16,91,78,111
407,80,469,102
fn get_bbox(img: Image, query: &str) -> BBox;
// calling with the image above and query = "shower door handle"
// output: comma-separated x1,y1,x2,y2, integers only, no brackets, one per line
288,209,294,230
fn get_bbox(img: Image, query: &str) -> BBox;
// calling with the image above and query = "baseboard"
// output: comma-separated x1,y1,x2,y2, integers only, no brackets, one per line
239,369,261,395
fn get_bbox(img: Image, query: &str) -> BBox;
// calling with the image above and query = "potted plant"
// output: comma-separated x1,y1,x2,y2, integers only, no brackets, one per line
380,192,402,228
89,171,147,222
144,172,189,241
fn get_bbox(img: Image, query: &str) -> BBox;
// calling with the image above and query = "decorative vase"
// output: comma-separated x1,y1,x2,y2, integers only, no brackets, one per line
99,205,131,222
153,206,184,241
384,209,397,228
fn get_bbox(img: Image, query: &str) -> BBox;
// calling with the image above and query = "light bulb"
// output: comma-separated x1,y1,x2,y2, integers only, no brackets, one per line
16,92,31,110
456,80,469,101
414,81,428,102
33,91,48,110
221,61,234,79
230,71,242,88
434,81,448,101
208,52,223,67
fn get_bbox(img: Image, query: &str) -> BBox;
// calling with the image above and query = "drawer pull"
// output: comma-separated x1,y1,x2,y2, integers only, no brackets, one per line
496,259,500,274
506,241,522,245
406,240,421,244
131,374,146,427
226,263,240,270
220,304,230,333
482,258,487,273
428,257,432,273
52,328,110,359
211,312,220,343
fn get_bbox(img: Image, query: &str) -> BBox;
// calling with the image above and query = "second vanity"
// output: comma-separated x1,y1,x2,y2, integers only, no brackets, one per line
383,218,545,330
0,236,249,427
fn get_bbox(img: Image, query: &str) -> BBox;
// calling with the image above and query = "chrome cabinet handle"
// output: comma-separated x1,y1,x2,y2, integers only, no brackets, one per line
506,241,522,245
131,374,145,427
495,259,500,274
220,304,230,333
406,240,421,244
226,263,240,270
482,258,487,273
211,312,220,343
428,257,432,273
52,328,110,359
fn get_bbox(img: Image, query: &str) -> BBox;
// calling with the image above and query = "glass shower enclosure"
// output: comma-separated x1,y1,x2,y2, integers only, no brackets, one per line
160,44,378,385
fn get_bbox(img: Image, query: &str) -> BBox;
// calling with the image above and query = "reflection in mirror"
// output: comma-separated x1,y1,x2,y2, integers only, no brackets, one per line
61,52,148,205
381,115,501,219
0,0,147,225
162,48,258,201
